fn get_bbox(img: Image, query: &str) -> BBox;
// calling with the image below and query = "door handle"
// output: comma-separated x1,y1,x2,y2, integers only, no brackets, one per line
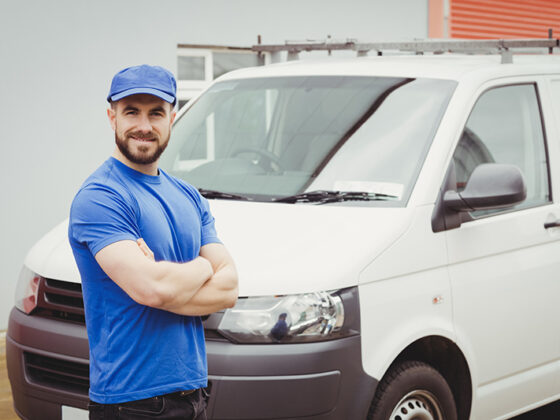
544,220,560,229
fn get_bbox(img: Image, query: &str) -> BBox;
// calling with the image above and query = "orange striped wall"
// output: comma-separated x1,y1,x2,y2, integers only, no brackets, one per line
449,0,560,39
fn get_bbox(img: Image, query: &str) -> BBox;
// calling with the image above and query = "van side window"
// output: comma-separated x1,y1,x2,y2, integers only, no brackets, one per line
452,84,551,217
549,80,560,139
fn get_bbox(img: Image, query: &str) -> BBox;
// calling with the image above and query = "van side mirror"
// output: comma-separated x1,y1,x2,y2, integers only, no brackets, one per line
444,163,526,212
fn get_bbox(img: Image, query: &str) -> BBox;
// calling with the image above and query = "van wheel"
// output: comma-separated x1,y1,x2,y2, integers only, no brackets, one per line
368,361,457,420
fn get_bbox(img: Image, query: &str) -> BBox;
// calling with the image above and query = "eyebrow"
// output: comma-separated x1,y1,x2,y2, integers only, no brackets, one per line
122,104,139,113
150,106,167,114
121,104,167,114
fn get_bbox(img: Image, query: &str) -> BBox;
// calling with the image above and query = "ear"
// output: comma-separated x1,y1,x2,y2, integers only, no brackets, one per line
170,110,177,126
107,107,116,131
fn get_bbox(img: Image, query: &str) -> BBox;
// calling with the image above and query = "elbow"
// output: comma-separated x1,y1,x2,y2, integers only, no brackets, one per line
132,283,171,309
142,293,167,309
225,272,239,308
224,288,239,309
216,273,238,310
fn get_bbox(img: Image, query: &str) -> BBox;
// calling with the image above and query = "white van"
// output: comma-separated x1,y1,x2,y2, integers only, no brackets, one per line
7,40,560,420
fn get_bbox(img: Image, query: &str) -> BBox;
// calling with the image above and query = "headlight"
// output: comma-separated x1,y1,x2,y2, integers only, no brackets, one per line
15,266,42,314
217,289,355,344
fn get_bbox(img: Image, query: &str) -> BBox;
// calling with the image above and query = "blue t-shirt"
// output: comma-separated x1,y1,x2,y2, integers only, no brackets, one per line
68,157,220,404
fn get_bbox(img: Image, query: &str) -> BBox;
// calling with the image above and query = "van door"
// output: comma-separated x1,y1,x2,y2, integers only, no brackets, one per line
444,81,560,418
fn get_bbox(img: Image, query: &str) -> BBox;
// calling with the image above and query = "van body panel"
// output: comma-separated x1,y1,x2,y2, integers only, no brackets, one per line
358,267,454,382
204,335,377,419
445,75,560,418
448,205,560,417
358,205,454,379
476,362,560,420
548,78,560,153
209,201,411,296
25,221,81,284
7,308,89,420
539,76,560,200
27,203,413,297
358,205,447,283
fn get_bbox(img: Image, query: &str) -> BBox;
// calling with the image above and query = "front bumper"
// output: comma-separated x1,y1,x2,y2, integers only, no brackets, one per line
7,308,89,420
7,307,377,419
205,334,377,419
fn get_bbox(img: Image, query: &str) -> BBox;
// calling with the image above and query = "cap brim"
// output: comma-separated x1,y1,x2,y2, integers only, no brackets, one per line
109,87,175,104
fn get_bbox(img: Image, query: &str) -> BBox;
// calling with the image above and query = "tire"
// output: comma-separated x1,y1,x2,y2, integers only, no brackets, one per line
368,360,458,420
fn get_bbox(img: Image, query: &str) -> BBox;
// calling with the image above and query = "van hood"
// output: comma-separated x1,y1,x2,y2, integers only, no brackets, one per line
25,201,411,297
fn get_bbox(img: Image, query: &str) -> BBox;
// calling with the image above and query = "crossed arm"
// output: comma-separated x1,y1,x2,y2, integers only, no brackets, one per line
95,239,238,316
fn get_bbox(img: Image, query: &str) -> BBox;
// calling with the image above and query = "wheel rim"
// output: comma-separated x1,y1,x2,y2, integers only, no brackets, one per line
389,390,444,420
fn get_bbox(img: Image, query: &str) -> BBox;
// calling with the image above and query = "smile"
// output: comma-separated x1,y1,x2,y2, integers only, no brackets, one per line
130,136,155,143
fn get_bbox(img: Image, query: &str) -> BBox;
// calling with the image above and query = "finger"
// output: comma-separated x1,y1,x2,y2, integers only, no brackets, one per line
143,248,155,261
137,238,155,260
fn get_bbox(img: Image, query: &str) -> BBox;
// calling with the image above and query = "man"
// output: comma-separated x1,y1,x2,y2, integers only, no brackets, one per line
69,64,238,420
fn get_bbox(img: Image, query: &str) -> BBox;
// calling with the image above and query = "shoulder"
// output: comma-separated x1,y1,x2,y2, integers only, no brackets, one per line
71,160,137,214
160,169,204,202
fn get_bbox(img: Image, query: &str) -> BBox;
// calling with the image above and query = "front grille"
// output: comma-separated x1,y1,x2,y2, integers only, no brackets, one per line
33,278,228,340
35,278,85,324
24,278,228,397
24,352,89,395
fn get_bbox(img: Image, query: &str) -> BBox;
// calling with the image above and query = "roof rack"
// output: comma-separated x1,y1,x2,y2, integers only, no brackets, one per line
252,38,560,64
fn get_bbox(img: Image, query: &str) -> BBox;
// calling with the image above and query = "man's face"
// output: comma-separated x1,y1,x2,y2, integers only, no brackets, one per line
108,94,176,166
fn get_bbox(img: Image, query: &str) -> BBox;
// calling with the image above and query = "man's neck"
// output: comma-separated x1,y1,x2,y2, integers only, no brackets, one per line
112,149,159,176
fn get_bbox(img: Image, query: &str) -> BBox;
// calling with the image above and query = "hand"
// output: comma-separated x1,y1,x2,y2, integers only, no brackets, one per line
137,238,155,261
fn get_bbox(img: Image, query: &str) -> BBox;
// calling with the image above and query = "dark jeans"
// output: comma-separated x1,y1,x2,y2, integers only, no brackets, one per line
88,389,208,419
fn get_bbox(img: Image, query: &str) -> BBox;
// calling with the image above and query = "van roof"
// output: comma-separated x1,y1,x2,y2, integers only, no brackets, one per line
218,54,560,83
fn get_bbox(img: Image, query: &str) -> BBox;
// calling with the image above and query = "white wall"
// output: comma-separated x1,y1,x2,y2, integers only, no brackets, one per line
0,0,428,329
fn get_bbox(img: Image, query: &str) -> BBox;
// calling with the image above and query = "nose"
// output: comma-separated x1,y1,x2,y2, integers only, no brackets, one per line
137,113,152,133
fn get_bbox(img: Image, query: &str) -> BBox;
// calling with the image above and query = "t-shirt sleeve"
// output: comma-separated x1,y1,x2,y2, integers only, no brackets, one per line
198,195,222,246
69,184,139,256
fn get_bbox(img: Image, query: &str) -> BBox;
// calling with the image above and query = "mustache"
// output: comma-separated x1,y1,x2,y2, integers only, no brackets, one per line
127,131,157,140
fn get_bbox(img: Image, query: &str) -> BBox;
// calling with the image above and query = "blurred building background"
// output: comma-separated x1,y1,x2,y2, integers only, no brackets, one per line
436,0,560,39
0,0,558,329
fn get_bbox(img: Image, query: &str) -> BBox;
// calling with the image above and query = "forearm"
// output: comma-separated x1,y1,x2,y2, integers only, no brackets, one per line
171,264,239,316
130,240,237,315
96,240,216,313
148,256,214,311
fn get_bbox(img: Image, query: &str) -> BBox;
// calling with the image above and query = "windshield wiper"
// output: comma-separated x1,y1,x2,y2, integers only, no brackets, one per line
273,190,398,204
198,188,250,201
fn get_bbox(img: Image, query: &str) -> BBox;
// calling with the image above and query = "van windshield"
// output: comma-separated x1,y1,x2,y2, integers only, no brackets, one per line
160,76,456,204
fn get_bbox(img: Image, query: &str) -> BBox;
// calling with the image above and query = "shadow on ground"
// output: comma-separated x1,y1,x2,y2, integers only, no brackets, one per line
510,400,560,419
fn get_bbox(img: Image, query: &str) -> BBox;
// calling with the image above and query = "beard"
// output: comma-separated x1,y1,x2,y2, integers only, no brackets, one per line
115,129,169,165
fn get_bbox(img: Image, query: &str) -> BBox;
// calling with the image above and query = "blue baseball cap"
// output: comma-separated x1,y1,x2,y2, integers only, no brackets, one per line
107,64,177,104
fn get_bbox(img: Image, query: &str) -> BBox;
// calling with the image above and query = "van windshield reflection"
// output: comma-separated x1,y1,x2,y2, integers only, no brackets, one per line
160,76,456,204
